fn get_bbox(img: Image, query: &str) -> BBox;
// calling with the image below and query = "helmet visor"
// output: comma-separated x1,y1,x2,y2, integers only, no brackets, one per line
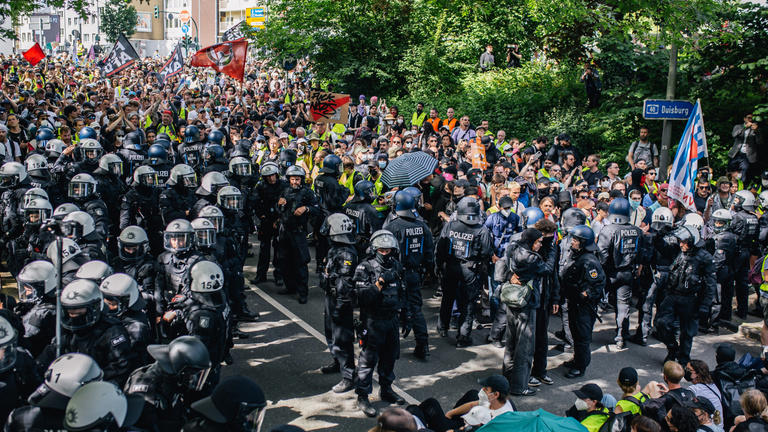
68,182,93,198
240,403,267,432
103,294,129,316
118,240,145,261
62,220,84,239
164,232,194,252
0,338,18,373
181,367,212,392
0,174,18,188
138,173,157,186
61,304,99,330
108,161,123,176
221,195,243,210
83,148,102,160
181,173,198,188
195,228,216,247
25,208,50,225
233,163,252,176
204,216,224,233
18,281,44,302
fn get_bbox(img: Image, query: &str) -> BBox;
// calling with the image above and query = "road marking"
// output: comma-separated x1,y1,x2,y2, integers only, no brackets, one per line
250,285,420,405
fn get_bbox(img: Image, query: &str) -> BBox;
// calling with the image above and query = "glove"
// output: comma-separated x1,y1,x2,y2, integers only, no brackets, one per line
400,310,412,338
382,270,398,284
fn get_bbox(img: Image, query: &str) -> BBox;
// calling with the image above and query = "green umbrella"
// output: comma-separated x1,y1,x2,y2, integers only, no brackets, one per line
477,409,588,432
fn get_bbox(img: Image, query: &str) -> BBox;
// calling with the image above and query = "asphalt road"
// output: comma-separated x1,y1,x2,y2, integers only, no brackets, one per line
225,241,764,431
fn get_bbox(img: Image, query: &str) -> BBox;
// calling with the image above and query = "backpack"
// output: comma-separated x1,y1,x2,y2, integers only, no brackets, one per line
597,411,635,432
748,254,767,285
641,388,695,426
719,370,758,421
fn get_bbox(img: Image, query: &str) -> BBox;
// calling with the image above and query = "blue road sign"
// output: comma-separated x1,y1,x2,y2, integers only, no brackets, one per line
250,7,265,18
181,23,190,34
643,99,694,120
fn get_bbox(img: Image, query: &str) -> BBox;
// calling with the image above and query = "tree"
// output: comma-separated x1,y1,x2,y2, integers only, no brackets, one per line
0,0,87,39
101,0,138,44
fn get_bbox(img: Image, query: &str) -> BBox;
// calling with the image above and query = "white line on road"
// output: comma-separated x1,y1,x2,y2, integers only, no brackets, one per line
250,285,420,405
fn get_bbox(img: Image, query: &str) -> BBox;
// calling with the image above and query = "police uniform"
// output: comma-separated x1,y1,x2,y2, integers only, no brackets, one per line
15,301,56,357
125,363,190,431
731,209,759,317
155,250,205,316
313,173,349,269
0,347,43,427
253,178,287,283
117,147,147,182
635,226,678,344
346,196,383,258
708,228,739,325
160,182,198,225
120,182,163,254
73,195,110,240
277,182,319,302
323,243,358,382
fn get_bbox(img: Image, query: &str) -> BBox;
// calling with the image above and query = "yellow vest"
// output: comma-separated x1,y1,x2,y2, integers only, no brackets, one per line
581,408,610,432
411,111,427,127
339,170,359,195
616,392,648,416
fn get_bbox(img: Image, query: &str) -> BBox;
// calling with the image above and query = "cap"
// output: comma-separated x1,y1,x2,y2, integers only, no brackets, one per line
162,110,173,116
686,397,716,415
573,383,603,401
659,183,669,190
498,196,514,209
296,138,307,144
618,367,638,385
478,374,510,395
279,132,289,139
717,176,731,187
462,405,492,426
597,192,610,201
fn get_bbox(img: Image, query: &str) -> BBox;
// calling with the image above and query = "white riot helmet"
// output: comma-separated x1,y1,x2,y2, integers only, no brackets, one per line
324,213,355,244
98,153,123,176
45,139,67,158
64,381,142,431
199,205,224,233
24,153,49,175
23,198,52,226
760,191,768,210
168,164,198,188
0,316,17,373
217,185,243,210
191,218,217,248
681,213,705,233
68,173,97,199
23,187,49,208
63,210,96,239
260,161,279,177
60,279,103,330
17,260,57,302
229,156,253,177
53,203,80,221
46,238,83,264
712,209,733,233
0,161,28,189
118,225,149,261
100,273,141,316
75,260,114,284
196,171,230,196
132,165,157,187
164,219,195,253
78,138,103,162
190,260,226,308
733,190,757,212
28,353,103,409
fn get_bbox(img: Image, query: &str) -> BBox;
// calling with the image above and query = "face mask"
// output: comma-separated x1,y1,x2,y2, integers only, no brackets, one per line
345,135,353,141
397,119,404,124
477,390,490,408
405,142,413,149
505,152,514,158
734,173,742,180
601,180,611,188
378,161,387,169
500,209,511,218
684,369,693,382
630,200,640,210
762,180,768,188
575,398,589,411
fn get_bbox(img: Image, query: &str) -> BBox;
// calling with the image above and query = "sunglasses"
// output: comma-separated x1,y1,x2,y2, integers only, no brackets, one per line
698,186,709,190
647,172,656,175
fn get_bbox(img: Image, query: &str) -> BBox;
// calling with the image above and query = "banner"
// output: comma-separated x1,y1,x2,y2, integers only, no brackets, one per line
222,20,246,41
190,39,248,82
23,43,46,66
668,99,708,211
309,91,350,124
99,34,139,77
157,43,184,86
470,137,488,170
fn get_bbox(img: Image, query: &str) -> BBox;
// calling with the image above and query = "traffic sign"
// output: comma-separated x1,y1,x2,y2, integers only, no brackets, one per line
247,7,265,18
643,99,694,120
181,23,190,34
179,10,190,23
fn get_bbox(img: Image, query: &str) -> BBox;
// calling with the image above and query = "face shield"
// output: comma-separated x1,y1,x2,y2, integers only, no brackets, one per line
68,181,93,199
108,161,123,176
18,280,44,302
180,367,212,392
103,294,130,316
62,220,85,240
61,304,100,331
164,232,194,253
236,402,267,432
713,219,729,233
137,172,157,187
82,148,102,161
118,240,146,261
0,174,19,188
221,194,243,210
0,337,18,373
232,163,252,176
204,216,224,233
25,208,50,226
195,228,216,248
181,173,198,188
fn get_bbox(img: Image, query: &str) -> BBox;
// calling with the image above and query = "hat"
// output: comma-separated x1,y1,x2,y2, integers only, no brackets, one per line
308,133,320,141
574,383,603,401
659,183,669,190
717,176,731,187
359,94,366,100
478,374,510,395
716,343,736,363
597,192,610,201
439,125,450,132
498,196,514,209
520,228,543,250
618,367,638,386
162,109,173,116
686,397,716,415
296,138,307,144
462,406,492,426
279,132,289,139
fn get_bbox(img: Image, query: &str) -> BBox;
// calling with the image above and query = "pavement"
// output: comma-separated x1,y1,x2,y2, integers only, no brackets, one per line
224,244,763,431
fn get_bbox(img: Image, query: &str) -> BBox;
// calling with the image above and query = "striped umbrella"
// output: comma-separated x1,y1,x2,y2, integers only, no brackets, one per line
380,151,438,188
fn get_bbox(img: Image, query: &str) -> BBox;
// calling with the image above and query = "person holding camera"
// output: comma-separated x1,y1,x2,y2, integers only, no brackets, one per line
727,113,761,182
506,44,522,68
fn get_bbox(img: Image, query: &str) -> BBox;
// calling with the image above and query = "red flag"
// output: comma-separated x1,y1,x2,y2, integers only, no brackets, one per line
23,43,46,66
190,39,247,82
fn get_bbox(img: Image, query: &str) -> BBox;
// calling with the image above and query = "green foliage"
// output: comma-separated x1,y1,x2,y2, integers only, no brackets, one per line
101,0,138,44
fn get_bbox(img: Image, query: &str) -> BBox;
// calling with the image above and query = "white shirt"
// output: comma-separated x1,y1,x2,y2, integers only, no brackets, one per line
490,400,514,418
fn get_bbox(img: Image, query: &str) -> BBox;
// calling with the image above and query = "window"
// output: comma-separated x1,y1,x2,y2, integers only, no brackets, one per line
68,18,71,26
84,34,89,42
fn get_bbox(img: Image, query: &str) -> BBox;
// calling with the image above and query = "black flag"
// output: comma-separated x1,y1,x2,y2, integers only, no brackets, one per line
222,20,246,42
98,34,139,77
157,43,184,86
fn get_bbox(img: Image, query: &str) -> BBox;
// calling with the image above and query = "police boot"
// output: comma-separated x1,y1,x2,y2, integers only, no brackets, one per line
357,394,377,417
414,344,429,361
320,360,340,374
235,304,259,322
379,386,405,405
332,378,354,393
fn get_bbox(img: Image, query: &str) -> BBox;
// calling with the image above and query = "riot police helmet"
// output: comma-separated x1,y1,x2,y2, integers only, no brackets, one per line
123,130,146,151
760,191,768,210
46,238,83,264
651,207,674,231
197,171,230,196
682,213,705,233
75,260,114,284
674,224,701,248
353,180,376,202
217,185,244,210
78,138,103,162
132,165,157,187
199,205,225,233
68,173,97,199
393,190,417,218
325,213,356,245
321,154,342,176
118,225,149,261
0,316,17,373
146,335,212,391
608,197,631,224
24,153,49,176
99,273,141,316
147,144,168,165
712,209,733,233
189,260,226,308
168,163,198,188
17,260,57,302
60,279,103,331
78,126,98,141
259,161,279,178
45,139,67,159
0,161,27,189
191,218,217,248
98,153,123,176
560,208,587,234
229,156,253,177
570,224,597,251
204,144,225,162
520,207,545,229
35,128,56,147
184,125,202,144
733,190,757,212
53,203,80,221
189,375,266,430
62,210,95,239
23,198,52,226
164,219,196,253
23,187,49,207
207,129,225,146
456,196,482,225
28,353,103,409
64,381,143,431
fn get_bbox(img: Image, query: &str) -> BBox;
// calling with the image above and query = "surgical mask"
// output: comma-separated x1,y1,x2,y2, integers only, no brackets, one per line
345,135,353,141
630,200,640,210
762,179,768,188
734,173,742,180
378,161,387,169
601,180,611,188
500,209,511,218
575,398,589,411
505,152,513,158
405,142,413,149
477,390,490,408
397,119,404,124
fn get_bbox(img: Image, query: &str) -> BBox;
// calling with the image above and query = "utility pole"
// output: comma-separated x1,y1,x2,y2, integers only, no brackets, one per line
658,42,677,181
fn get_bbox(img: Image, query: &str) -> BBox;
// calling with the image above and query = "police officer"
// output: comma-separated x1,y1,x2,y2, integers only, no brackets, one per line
63,210,109,262
656,225,716,365
708,209,739,330
346,180,383,257
730,190,760,318
121,166,163,251
633,207,678,346
46,237,91,286
63,381,143,432
203,144,228,174
9,197,52,273
100,273,152,364
192,171,230,218
277,165,319,304
24,153,54,192
155,218,205,309
0,161,32,240
125,336,212,431
313,154,350,272
353,230,406,417
252,162,286,285
178,125,204,173
596,197,641,349
118,130,147,182
560,225,605,378
113,225,160,332
93,153,127,248
6,353,103,432
227,155,259,250
146,143,173,185
436,196,494,346
14,260,57,357
554,207,586,352
67,173,109,239
181,375,267,432
0,314,41,425
160,164,199,225
37,279,136,384
319,213,358,391
384,190,434,360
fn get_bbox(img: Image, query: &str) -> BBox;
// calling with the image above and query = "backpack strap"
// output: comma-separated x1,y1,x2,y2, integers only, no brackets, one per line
621,393,648,410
